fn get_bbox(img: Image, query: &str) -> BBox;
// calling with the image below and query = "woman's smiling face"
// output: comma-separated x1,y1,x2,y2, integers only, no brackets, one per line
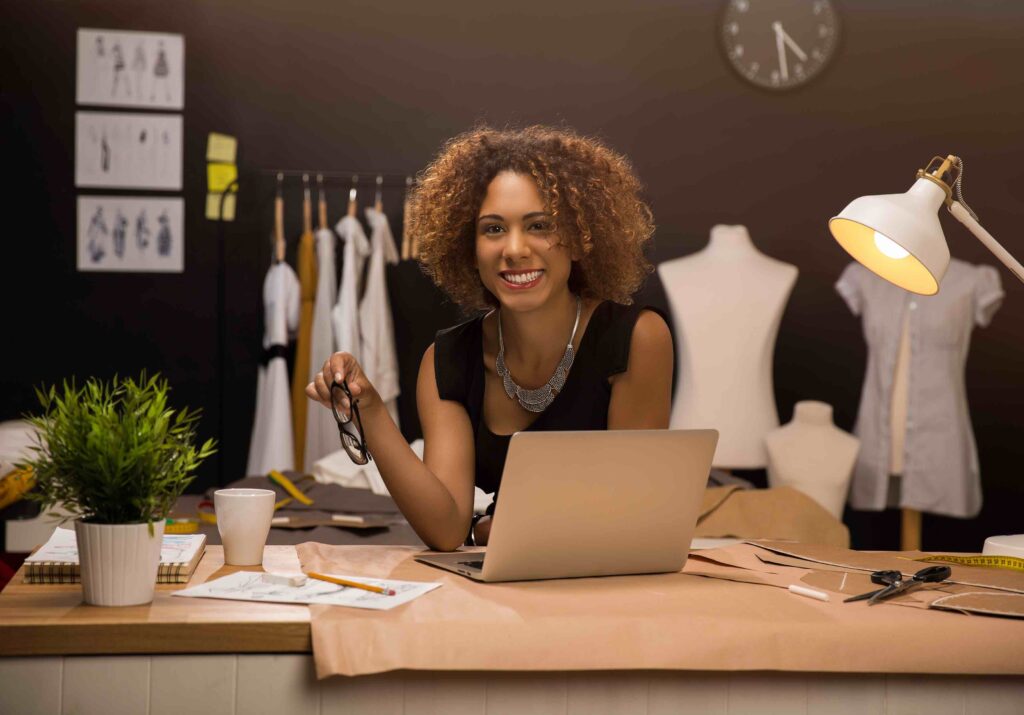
475,171,574,313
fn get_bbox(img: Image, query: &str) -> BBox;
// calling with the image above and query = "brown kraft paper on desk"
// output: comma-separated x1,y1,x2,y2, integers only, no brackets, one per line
749,541,1024,618
750,540,1024,595
295,542,1024,678
696,487,850,548
931,592,1024,618
698,485,742,519
647,543,1005,612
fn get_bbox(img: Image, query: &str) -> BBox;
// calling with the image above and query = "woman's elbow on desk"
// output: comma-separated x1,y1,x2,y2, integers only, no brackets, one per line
422,531,467,553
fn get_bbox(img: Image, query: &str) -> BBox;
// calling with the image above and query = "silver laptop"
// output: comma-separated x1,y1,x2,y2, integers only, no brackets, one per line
415,429,718,582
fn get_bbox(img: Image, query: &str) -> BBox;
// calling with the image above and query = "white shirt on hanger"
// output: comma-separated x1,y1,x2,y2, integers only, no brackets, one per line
247,261,300,476
304,226,341,469
332,215,371,363
361,207,401,426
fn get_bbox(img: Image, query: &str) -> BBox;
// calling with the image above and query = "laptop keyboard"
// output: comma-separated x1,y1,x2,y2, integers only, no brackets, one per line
458,560,485,570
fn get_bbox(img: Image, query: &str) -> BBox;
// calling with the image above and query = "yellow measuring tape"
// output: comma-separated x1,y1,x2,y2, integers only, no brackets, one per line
916,554,1024,572
268,470,315,506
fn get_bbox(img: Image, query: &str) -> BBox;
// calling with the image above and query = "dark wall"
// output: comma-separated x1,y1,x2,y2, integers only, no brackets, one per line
3,1,1022,551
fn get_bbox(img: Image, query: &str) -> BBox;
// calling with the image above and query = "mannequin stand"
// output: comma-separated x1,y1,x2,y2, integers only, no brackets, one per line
901,508,922,551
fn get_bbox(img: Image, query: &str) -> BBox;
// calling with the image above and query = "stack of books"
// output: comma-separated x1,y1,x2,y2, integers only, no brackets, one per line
23,527,206,584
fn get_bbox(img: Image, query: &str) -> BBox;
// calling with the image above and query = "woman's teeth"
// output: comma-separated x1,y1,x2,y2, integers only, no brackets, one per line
503,270,542,285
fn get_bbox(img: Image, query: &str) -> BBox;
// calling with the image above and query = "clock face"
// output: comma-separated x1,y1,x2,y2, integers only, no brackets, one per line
720,0,841,90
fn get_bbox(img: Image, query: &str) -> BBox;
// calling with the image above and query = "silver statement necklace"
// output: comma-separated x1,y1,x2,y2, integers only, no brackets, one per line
496,295,582,413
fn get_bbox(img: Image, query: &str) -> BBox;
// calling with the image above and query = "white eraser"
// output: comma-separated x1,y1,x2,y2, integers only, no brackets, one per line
788,584,830,602
262,572,308,587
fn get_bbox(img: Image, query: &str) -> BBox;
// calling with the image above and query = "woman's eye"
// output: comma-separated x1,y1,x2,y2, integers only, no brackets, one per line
483,224,504,235
530,222,552,232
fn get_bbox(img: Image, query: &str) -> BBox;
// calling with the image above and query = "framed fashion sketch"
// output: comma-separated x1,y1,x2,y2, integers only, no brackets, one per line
75,111,183,190
76,28,184,110
77,196,184,273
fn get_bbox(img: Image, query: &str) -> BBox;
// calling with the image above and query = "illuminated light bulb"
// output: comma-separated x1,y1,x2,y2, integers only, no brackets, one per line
873,231,910,260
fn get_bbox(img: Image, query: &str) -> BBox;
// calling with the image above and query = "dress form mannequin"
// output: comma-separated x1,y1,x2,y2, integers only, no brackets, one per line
658,225,798,468
765,401,859,519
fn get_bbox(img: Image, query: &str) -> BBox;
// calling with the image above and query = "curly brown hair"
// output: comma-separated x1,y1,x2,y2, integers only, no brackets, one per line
408,125,655,311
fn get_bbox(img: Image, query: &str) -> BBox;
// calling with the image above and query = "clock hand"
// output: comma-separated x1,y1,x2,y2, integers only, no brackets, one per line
772,21,788,81
780,27,808,62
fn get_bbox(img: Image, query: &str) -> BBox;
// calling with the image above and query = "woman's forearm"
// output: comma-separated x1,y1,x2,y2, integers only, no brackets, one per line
359,404,469,551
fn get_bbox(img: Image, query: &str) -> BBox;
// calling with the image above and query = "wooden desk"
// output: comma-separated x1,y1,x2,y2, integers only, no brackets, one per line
1,546,1022,715
0,546,309,656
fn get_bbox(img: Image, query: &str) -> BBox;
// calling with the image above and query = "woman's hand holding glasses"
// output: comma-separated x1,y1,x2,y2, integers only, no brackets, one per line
305,352,379,465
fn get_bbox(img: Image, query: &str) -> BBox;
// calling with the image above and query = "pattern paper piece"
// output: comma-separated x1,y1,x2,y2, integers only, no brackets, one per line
76,112,183,190
78,196,184,273
77,28,184,110
173,570,441,611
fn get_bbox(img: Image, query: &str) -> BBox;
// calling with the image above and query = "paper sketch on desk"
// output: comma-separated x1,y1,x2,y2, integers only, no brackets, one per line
76,112,182,189
173,571,441,611
78,196,183,273
77,28,184,109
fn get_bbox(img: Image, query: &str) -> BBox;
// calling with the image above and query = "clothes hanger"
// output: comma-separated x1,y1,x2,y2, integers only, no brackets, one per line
302,173,312,236
374,174,384,213
347,174,358,218
317,174,328,231
274,172,286,263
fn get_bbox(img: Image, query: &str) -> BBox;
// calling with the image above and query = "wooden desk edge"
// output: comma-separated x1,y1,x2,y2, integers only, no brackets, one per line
0,621,312,657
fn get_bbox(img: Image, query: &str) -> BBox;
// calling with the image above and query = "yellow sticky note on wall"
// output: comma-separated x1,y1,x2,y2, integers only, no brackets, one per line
208,163,238,193
206,192,236,221
207,133,238,163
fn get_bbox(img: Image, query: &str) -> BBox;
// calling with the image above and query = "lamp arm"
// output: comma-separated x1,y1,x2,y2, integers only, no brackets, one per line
948,201,1024,285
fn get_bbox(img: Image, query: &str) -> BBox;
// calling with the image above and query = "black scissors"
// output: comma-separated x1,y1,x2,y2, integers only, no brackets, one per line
843,565,951,605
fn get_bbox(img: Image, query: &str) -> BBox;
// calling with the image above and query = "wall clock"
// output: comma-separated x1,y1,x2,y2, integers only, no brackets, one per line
720,0,841,91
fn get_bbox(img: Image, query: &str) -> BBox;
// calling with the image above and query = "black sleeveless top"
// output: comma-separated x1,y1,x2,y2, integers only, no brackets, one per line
433,301,659,515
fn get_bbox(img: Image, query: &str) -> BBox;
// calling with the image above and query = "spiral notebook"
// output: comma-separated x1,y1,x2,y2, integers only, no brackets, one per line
23,527,206,584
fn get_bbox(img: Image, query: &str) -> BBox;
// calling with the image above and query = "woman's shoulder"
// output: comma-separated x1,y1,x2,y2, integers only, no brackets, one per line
590,299,667,339
433,313,487,403
590,300,671,377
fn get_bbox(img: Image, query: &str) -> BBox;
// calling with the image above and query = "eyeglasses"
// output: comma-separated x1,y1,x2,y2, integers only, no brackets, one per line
330,380,371,465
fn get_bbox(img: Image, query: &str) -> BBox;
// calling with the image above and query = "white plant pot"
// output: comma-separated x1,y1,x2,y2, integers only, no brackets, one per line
75,519,165,607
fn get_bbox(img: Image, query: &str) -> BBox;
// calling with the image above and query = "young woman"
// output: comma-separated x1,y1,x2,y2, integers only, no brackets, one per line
307,126,673,551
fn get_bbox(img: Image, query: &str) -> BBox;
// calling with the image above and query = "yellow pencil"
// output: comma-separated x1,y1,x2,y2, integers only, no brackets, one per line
307,571,396,596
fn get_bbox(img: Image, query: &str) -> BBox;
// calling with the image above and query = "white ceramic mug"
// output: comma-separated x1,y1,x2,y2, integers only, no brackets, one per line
214,488,276,566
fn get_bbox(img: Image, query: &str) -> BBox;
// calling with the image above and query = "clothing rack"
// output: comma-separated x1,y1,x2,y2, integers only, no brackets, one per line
212,170,416,486
258,169,414,187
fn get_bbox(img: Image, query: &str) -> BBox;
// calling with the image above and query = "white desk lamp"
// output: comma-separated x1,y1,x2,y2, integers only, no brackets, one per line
828,155,1024,294
828,155,1024,556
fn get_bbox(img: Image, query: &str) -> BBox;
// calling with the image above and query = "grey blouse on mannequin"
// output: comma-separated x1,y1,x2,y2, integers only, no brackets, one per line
836,259,1003,518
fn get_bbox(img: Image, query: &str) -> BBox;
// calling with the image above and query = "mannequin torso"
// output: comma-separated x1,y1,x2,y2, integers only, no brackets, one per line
658,225,798,467
765,400,859,519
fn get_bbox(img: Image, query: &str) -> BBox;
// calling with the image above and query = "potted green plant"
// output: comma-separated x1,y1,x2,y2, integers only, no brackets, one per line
21,372,216,606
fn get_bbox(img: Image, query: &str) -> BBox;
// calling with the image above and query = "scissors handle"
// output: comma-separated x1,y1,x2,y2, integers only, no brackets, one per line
914,565,952,583
871,570,901,586
867,565,953,605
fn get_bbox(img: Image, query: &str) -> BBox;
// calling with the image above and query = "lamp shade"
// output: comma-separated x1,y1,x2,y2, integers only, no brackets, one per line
829,177,951,295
